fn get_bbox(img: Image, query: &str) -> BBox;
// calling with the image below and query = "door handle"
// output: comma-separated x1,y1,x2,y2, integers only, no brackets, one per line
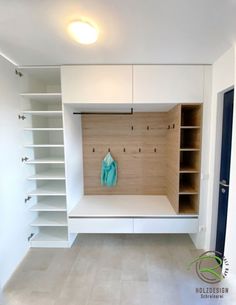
219,181,229,187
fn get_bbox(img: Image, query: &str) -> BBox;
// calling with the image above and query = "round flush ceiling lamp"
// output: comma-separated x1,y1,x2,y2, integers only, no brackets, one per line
68,20,98,44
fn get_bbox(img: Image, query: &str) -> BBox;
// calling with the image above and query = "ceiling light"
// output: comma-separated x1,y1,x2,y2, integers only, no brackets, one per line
68,20,98,45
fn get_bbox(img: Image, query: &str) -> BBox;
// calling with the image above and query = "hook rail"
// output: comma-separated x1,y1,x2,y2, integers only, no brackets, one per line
73,108,134,115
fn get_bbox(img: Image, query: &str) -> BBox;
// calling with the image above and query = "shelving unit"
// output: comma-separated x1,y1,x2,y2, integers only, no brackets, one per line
178,104,202,214
18,66,73,248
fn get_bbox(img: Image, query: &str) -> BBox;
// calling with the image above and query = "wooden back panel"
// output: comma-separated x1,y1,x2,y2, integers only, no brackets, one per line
82,112,168,195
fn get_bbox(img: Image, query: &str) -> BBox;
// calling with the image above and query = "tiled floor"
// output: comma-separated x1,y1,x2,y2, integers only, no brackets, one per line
2,234,234,305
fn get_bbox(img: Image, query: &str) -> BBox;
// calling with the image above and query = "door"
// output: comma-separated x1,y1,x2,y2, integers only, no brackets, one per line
215,89,234,257
61,65,132,103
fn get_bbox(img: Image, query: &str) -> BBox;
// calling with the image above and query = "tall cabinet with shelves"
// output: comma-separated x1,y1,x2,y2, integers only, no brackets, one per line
166,103,202,215
18,67,74,247
179,104,202,214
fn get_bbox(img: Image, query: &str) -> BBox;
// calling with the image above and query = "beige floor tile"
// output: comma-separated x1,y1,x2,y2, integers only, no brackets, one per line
89,280,121,303
3,234,212,305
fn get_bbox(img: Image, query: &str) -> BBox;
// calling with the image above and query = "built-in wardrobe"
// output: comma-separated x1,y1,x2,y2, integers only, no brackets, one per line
18,65,208,247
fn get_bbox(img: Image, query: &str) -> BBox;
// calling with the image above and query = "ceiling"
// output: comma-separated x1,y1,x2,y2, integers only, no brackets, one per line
0,0,236,66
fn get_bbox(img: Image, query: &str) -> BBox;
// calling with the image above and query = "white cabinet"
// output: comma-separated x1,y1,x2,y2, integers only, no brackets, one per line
69,218,133,233
133,218,199,233
61,65,132,103
18,67,74,248
133,65,204,103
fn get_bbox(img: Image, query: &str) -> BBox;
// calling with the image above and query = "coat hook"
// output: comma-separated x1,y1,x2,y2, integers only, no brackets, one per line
154,148,157,153
147,126,149,130
92,148,95,152
108,148,110,152
123,148,126,152
131,125,134,130
172,123,175,129
139,148,141,153
168,125,170,129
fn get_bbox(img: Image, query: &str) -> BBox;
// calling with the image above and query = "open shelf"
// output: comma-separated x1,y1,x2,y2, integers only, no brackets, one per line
25,157,65,164
20,93,61,101
30,197,67,211
21,111,63,116
30,227,68,248
180,148,200,151
179,166,199,173
181,104,202,126
28,182,66,196
181,126,201,129
180,150,200,173
31,212,67,227
179,186,198,194
27,168,65,180
180,128,201,149
24,128,63,131
69,195,197,218
179,173,199,194
179,195,199,214
24,144,64,148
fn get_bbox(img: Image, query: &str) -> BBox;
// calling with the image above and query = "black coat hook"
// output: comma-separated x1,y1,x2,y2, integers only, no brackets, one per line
139,148,141,153
92,148,95,152
147,126,149,130
108,148,110,152
123,148,126,152
154,148,157,153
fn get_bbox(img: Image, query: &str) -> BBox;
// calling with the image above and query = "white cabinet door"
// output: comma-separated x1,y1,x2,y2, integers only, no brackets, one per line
61,65,132,103
133,218,199,233
133,65,204,103
69,218,133,233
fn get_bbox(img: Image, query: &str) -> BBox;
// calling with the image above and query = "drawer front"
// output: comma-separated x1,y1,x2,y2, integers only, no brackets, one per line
69,218,133,233
134,218,199,233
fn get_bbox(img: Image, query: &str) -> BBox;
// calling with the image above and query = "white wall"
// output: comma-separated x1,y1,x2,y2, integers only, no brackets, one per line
189,65,212,249
224,47,236,277
0,57,32,289
205,47,235,253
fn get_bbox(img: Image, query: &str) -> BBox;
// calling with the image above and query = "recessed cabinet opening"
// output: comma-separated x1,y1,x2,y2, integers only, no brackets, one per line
181,104,202,127
21,98,62,112
179,173,199,194
180,128,201,149
24,130,64,146
23,115,63,129
73,103,202,217
180,151,200,172
179,194,199,214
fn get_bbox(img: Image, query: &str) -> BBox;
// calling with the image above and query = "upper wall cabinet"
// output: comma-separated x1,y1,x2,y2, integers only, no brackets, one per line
61,65,132,103
133,65,204,103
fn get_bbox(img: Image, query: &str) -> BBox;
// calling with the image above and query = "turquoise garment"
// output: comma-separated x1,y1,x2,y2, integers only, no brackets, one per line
101,152,117,187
